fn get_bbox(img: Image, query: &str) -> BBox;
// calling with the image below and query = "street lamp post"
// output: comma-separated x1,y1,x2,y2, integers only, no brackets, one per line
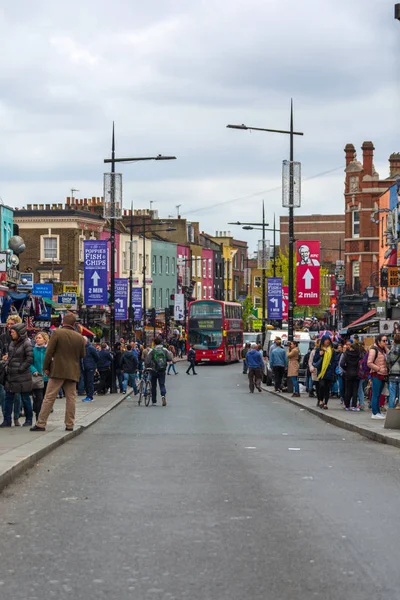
103,123,176,391
227,101,303,342
395,3,400,20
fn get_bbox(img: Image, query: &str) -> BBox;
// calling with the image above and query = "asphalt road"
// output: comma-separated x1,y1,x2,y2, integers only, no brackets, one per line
1,364,400,599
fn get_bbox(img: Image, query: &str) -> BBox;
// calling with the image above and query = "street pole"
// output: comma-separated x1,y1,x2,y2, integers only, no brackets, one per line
288,102,295,342
262,201,266,348
128,200,134,336
142,215,146,347
273,213,277,277
109,124,117,392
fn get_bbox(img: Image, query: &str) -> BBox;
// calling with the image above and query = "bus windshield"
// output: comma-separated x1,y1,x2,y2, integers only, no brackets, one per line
188,330,223,350
189,302,222,317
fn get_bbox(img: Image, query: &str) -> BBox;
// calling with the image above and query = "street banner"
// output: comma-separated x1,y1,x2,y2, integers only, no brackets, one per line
174,293,185,321
57,293,77,309
84,240,108,306
32,283,53,298
267,277,282,319
296,241,320,306
115,278,128,321
132,287,142,321
282,285,289,319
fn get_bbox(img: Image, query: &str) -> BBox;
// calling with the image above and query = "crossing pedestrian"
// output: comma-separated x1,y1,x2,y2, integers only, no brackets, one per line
144,337,172,406
242,343,250,374
30,313,85,432
186,345,197,375
246,343,264,393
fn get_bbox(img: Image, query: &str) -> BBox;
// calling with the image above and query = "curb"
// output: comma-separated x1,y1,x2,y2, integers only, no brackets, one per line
263,387,400,450
0,392,128,494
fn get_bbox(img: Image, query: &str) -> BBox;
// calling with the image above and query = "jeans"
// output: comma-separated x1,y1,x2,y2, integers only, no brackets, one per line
84,369,95,399
167,363,177,374
371,376,384,415
151,371,166,404
388,380,400,409
307,374,313,394
291,376,299,394
273,366,285,391
337,374,345,400
186,360,197,374
98,369,111,394
115,369,124,392
123,372,138,394
77,370,85,395
4,391,32,425
358,379,366,407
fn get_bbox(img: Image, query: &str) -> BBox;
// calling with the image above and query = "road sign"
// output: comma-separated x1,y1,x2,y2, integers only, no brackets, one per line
132,287,142,321
174,293,185,321
32,283,53,298
388,267,399,288
282,285,288,319
19,272,34,290
115,278,128,321
296,241,320,306
84,240,108,305
267,277,282,319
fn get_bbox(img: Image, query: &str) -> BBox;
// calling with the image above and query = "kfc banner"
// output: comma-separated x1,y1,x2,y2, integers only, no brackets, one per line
296,241,320,306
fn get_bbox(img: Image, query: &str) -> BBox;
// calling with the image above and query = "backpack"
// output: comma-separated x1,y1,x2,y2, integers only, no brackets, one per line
358,349,376,380
152,349,167,373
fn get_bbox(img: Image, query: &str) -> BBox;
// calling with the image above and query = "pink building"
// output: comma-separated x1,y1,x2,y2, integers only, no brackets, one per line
201,248,214,299
100,229,120,284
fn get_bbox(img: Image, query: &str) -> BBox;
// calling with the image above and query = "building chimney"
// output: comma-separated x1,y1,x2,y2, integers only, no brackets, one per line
344,143,356,166
362,141,375,176
389,153,400,177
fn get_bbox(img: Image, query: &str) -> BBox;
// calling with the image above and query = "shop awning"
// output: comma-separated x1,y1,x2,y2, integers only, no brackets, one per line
340,308,377,335
44,298,59,307
79,325,96,338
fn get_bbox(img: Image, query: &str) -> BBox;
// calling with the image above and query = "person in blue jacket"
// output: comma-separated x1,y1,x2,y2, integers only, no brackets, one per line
30,332,49,421
269,340,288,392
97,343,113,394
312,334,339,409
82,337,99,402
245,343,265,393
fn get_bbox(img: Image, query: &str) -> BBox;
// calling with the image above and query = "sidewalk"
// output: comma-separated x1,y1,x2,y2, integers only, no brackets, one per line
0,391,128,493
263,385,400,449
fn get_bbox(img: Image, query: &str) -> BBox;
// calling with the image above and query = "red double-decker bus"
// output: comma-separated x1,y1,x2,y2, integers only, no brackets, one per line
187,300,243,363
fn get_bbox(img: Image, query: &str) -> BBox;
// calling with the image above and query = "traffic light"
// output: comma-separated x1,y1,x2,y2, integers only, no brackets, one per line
165,307,170,327
149,308,156,327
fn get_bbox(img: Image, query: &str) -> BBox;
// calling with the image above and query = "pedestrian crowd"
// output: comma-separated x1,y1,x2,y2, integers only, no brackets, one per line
0,313,189,430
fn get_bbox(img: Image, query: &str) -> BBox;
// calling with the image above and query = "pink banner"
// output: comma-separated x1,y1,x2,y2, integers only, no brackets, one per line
296,241,320,306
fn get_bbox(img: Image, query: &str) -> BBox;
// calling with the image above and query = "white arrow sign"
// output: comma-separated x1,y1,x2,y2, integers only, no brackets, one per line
303,269,314,290
282,299,287,312
116,298,123,308
91,271,100,287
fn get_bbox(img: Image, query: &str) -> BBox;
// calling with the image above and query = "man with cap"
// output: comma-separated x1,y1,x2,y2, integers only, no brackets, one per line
31,313,85,432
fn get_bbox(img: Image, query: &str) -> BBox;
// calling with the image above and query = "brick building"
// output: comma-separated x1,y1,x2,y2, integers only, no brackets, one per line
343,142,400,294
280,214,345,266
209,232,248,301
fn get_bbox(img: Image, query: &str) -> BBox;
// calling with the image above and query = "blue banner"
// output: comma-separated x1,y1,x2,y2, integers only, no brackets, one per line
115,278,128,321
32,283,53,298
132,287,142,321
84,240,108,306
267,277,282,319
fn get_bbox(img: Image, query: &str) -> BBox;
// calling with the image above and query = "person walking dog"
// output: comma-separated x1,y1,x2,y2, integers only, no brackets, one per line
31,313,85,432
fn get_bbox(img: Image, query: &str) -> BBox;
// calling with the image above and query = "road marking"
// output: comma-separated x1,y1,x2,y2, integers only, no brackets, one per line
288,448,301,451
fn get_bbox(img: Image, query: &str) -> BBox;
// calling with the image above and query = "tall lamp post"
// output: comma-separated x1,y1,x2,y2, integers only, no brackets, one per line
103,123,176,391
227,101,303,341
228,202,271,347
395,4,400,20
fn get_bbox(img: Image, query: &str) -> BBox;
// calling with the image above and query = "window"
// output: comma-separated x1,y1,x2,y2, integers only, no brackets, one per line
197,257,201,276
145,255,149,271
352,261,360,291
233,253,238,269
172,257,175,275
139,254,143,274
203,286,207,298
41,235,59,261
208,259,212,278
152,288,156,307
254,296,261,308
172,288,175,297
208,286,212,299
203,259,206,278
196,282,201,299
241,254,244,271
254,276,261,288
79,236,85,262
166,288,170,306
166,257,169,274
152,255,157,274
40,271,60,283
159,288,163,308
352,211,360,238
159,256,163,274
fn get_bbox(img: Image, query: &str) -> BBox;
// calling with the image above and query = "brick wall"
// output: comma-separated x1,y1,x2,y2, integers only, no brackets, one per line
280,215,345,264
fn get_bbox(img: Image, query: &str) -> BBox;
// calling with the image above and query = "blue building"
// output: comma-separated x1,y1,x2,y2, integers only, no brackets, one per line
0,205,14,251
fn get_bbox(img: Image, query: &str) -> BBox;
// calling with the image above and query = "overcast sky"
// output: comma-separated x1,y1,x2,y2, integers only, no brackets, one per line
1,0,399,252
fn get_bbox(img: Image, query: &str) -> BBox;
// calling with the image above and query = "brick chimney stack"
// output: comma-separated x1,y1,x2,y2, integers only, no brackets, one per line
362,141,375,176
389,153,400,177
344,143,356,166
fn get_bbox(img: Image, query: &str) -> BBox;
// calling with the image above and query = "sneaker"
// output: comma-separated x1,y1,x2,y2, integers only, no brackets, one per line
344,407,350,411
0,421,11,428
351,407,360,412
371,413,385,419
82,397,93,403
14,418,21,426
22,421,33,427
162,396,167,406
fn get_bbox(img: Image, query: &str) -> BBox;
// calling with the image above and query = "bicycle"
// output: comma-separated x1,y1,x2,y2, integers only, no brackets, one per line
139,369,153,406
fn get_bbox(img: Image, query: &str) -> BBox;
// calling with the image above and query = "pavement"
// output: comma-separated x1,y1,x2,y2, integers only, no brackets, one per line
263,382,400,449
0,390,127,493
2,364,400,598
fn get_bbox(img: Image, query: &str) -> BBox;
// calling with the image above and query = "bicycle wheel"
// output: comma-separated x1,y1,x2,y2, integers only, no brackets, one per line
144,379,152,406
138,378,144,406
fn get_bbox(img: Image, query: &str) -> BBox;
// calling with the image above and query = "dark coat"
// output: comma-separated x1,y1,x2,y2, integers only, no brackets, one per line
97,349,113,371
6,325,33,393
44,325,85,382
341,348,360,379
312,347,339,380
121,351,138,374
83,344,99,371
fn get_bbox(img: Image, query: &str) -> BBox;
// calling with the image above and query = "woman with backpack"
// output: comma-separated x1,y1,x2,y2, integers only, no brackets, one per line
367,334,389,419
313,334,339,410
341,342,361,411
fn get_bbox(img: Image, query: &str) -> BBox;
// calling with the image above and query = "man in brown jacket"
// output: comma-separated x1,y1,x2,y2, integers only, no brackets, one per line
30,313,85,432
